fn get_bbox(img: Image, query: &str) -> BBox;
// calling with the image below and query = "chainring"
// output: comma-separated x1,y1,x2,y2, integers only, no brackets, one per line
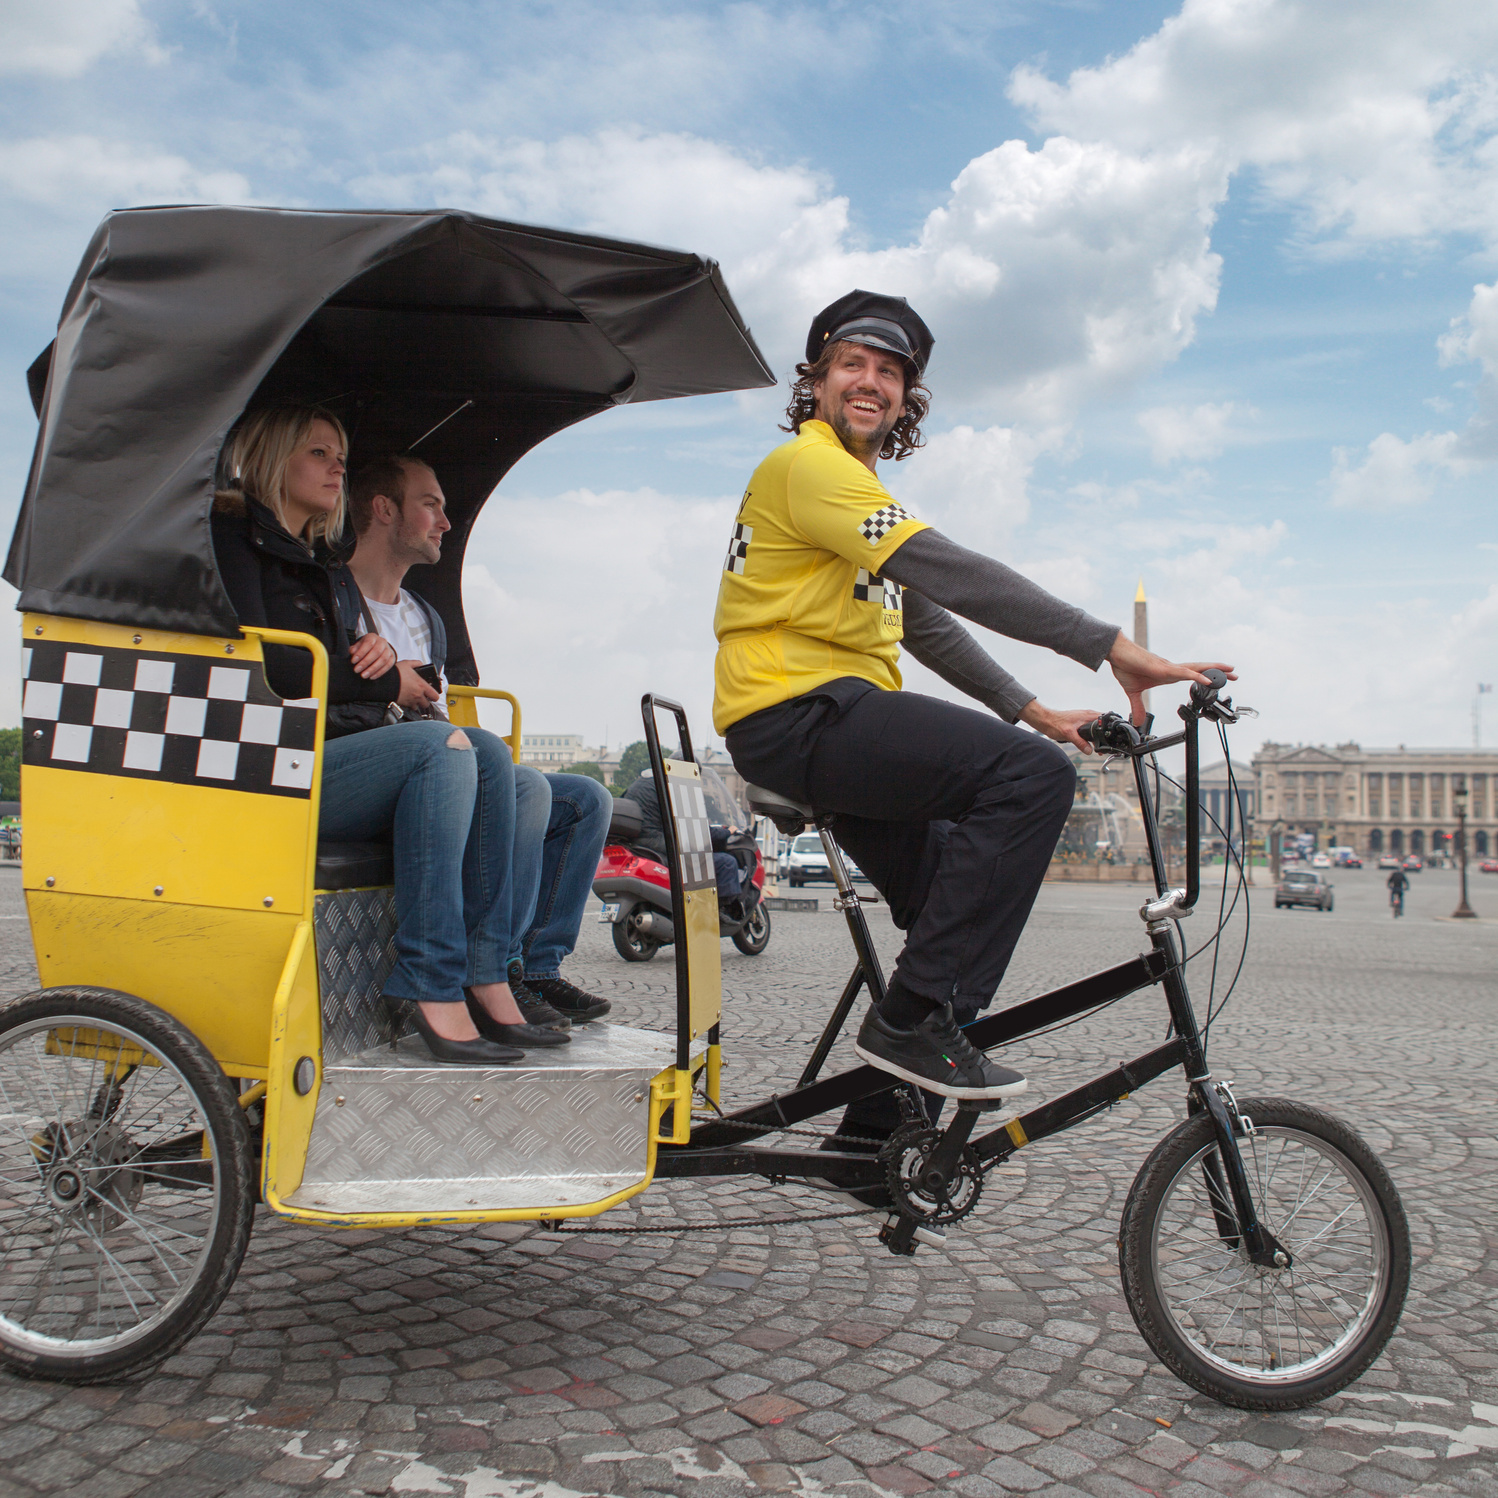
881,1121,984,1226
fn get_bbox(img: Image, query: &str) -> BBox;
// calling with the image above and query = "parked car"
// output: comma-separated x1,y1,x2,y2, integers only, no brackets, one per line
1275,869,1335,911
1403,855,1423,872
1377,854,1401,870
785,832,868,885
1312,853,1331,867
1480,859,1498,874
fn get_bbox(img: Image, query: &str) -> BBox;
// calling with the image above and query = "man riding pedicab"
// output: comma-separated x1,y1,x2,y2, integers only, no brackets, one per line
715,290,1234,1143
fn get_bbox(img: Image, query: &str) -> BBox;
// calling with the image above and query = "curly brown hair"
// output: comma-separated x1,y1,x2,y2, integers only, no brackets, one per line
780,339,931,461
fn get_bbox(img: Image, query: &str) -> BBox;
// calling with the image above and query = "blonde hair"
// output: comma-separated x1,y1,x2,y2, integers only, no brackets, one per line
222,407,349,544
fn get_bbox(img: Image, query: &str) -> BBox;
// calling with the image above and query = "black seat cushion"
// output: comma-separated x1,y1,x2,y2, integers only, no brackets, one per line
608,798,644,843
316,840,394,890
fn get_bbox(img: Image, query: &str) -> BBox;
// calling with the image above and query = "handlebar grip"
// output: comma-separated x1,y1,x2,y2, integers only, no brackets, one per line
1077,719,1101,745
1189,667,1229,707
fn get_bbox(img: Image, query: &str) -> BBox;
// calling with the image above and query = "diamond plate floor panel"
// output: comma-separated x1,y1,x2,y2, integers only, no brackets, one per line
286,1023,680,1215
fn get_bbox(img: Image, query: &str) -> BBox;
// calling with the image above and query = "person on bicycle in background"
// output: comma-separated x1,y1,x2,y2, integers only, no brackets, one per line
1387,864,1409,917
715,289,1234,1125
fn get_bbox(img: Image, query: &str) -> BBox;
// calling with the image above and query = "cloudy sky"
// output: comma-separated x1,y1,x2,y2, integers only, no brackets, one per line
3,0,1497,758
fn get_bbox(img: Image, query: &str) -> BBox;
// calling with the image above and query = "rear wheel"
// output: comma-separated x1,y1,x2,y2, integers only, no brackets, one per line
1118,1098,1408,1410
0,987,255,1383
731,903,771,956
611,910,660,962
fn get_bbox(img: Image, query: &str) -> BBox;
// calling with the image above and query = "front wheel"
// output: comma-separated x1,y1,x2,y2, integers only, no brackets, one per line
0,987,255,1383
1118,1097,1409,1410
611,910,660,962
731,903,771,956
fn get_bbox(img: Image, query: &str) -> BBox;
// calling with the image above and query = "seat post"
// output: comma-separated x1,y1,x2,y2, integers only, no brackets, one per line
818,822,886,1007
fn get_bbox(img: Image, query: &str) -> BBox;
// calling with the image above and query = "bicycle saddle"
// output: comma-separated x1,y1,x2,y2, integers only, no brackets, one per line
745,784,816,835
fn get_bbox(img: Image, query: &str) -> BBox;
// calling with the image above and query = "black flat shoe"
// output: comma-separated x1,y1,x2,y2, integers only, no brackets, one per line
464,992,571,1048
386,998,524,1065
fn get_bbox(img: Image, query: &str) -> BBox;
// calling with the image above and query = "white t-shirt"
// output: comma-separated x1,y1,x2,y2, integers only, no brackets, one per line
365,591,448,698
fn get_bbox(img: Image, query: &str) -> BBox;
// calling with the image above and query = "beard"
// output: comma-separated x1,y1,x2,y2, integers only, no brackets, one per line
826,393,899,456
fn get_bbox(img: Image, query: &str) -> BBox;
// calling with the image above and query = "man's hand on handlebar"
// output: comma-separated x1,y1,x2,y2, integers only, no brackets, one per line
1020,700,1105,754
350,632,396,681
1107,632,1236,726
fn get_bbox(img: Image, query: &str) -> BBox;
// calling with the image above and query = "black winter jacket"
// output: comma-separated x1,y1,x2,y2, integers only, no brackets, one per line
211,490,401,706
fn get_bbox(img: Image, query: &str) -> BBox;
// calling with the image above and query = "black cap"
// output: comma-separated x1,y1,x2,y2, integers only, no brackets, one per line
806,289,934,376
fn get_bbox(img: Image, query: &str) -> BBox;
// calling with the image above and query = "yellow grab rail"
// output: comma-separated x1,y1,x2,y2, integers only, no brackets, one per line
445,686,521,759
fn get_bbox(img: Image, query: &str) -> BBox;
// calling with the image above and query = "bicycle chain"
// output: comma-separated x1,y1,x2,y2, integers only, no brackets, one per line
688,1112,891,1149
542,1206,878,1236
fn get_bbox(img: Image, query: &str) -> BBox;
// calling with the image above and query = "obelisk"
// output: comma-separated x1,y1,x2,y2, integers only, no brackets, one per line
1134,579,1149,713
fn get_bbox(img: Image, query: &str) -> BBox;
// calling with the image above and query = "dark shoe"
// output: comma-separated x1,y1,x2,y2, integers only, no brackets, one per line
854,1003,1028,1102
816,1129,893,1210
524,975,611,1024
464,991,571,1048
506,961,570,1031
387,999,524,1065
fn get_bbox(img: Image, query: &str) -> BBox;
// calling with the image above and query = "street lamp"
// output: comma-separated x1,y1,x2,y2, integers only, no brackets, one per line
1452,778,1477,919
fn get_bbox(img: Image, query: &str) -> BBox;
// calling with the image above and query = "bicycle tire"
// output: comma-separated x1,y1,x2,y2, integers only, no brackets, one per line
0,987,255,1383
1118,1097,1408,1410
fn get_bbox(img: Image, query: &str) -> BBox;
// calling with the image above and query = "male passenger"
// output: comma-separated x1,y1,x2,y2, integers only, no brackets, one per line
346,454,613,1026
716,290,1233,1138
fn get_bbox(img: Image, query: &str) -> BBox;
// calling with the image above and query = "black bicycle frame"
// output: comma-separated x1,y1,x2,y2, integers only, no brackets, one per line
653,687,1284,1265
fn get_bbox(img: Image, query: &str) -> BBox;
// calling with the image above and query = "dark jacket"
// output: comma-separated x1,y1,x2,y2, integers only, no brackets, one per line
623,774,667,858
210,490,400,705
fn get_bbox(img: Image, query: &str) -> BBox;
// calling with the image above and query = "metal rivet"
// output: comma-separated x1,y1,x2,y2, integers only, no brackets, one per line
153,886,164,897
472,1094,482,1103
263,896,274,907
132,634,142,644
291,760,300,770
44,876,55,888
33,626,42,635
32,730,42,739
225,644,235,654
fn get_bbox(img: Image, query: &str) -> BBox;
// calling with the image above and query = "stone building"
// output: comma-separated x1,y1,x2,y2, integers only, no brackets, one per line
1251,743,1498,858
519,733,599,768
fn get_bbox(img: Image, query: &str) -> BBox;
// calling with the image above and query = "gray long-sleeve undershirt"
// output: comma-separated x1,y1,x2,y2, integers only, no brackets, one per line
884,528,1121,723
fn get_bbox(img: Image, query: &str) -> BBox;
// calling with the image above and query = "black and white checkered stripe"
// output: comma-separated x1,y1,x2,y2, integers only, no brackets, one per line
852,569,903,611
723,521,752,575
858,502,912,545
667,777,715,891
22,640,318,799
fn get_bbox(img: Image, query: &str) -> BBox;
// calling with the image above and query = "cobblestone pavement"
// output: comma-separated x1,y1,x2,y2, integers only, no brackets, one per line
0,860,1494,1498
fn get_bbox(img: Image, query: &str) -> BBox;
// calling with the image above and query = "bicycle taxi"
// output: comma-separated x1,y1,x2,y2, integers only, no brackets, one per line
0,206,1408,1410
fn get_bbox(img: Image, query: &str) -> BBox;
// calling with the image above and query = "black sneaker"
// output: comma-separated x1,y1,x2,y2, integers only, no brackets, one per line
506,962,570,1031
525,974,612,1024
854,1003,1028,1102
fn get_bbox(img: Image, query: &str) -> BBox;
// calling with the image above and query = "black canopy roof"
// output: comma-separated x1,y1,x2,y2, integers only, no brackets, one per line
6,206,773,681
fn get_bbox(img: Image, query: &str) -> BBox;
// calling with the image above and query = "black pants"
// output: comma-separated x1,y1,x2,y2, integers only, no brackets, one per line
728,680,1075,1135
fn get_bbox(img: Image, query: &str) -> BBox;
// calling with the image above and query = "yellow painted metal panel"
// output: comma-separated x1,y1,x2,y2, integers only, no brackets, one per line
682,886,723,1039
445,687,521,759
23,770,314,914
261,922,321,1207
20,615,327,918
27,891,302,1074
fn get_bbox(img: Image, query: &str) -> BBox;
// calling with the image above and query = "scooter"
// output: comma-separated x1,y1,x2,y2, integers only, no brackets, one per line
594,799,770,961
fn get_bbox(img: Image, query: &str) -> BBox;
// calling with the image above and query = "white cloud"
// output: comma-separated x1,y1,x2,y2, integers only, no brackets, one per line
0,134,251,212
889,423,1063,552
1009,0,1498,253
353,127,1225,420
0,0,165,78
461,485,735,751
1329,430,1466,509
1138,400,1250,464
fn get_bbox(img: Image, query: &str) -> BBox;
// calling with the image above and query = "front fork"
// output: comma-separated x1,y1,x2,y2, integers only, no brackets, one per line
1152,925,1291,1270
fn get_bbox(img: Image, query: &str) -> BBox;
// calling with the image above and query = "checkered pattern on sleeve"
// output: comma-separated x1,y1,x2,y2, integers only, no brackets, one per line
723,521,752,575
852,569,903,612
667,776,715,891
858,502,913,545
22,640,318,799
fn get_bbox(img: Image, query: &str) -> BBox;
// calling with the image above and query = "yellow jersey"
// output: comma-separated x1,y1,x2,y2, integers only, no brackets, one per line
712,420,929,733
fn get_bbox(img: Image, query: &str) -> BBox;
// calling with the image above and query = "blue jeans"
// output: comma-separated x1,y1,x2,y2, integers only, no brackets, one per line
517,773,613,978
714,851,742,899
319,722,547,1003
